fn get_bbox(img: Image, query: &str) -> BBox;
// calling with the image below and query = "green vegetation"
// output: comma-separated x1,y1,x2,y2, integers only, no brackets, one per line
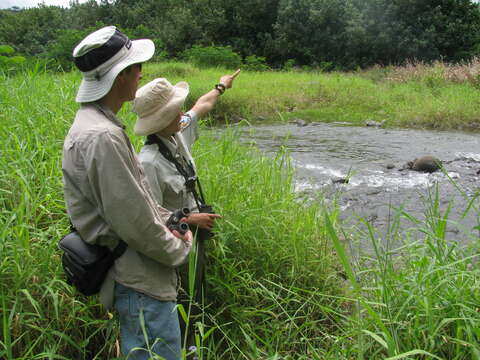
325,179,480,359
148,61,480,130
1,0,480,70
181,46,243,70
0,45,25,72
1,63,479,359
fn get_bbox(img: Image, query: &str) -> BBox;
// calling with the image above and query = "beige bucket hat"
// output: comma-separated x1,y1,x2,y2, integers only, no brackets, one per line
133,78,189,136
73,26,154,103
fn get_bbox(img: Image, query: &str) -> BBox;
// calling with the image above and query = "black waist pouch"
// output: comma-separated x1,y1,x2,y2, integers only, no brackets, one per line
58,231,126,296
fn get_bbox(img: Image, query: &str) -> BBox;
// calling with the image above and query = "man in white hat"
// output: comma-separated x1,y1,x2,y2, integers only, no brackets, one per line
132,70,240,354
62,26,192,360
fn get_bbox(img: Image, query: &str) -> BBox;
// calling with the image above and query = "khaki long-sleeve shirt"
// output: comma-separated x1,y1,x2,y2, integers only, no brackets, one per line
138,111,199,212
62,103,191,308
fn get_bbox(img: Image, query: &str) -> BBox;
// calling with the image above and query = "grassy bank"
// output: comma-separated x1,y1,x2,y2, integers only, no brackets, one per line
145,60,480,131
1,64,480,359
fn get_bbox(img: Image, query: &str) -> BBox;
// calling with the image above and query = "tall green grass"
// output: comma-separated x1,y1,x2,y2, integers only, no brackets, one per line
1,64,480,359
0,69,345,358
1,71,119,359
325,185,480,360
192,130,347,359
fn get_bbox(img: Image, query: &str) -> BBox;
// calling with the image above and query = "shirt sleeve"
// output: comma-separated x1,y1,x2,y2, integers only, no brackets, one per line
140,154,165,207
180,110,199,150
84,129,190,267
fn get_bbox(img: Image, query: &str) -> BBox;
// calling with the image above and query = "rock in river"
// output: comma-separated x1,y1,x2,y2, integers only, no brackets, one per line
290,118,307,127
402,155,442,173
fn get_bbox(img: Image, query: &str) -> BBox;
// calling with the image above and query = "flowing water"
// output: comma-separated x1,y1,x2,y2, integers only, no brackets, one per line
232,122,480,251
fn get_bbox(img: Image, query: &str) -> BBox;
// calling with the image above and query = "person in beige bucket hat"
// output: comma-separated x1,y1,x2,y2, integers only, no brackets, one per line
133,78,190,136
133,69,240,355
62,26,193,360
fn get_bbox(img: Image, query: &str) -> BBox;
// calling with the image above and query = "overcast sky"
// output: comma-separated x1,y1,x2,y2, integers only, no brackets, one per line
0,0,92,9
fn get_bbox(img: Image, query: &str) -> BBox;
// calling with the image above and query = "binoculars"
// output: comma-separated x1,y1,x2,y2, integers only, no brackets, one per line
167,207,191,235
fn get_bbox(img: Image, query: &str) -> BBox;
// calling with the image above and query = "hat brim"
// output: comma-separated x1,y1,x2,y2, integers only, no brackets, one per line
134,82,189,136
75,39,155,103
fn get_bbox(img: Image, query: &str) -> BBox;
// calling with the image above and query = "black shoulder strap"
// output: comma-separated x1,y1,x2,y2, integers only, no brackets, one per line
146,134,191,180
111,240,127,259
145,134,207,206
146,134,175,162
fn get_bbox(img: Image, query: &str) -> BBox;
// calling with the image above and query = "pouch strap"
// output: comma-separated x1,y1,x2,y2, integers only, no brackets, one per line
69,220,127,259
111,239,127,259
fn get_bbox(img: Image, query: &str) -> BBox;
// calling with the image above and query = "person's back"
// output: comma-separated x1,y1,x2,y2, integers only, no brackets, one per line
63,103,126,239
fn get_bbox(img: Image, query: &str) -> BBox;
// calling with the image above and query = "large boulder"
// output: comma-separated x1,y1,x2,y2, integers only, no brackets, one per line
405,156,442,173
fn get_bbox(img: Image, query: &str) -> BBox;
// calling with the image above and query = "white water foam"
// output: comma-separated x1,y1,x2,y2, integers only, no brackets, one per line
454,152,480,162
348,172,440,190
294,181,323,192
295,166,454,192
297,162,346,178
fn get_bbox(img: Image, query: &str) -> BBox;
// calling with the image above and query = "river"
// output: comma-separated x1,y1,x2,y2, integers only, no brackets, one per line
233,122,480,252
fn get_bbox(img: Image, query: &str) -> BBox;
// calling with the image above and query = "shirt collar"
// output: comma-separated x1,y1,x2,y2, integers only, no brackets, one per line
156,134,178,155
85,102,126,129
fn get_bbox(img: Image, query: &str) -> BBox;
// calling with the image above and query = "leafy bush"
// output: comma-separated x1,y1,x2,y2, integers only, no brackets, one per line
181,45,241,69
318,61,335,72
0,44,14,55
0,44,26,72
151,39,169,61
283,58,296,71
242,55,270,72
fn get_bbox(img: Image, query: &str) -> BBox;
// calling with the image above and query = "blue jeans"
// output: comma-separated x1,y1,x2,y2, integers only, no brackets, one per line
114,282,181,360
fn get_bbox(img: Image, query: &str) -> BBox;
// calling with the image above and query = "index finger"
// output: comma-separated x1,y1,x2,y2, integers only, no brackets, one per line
231,69,241,78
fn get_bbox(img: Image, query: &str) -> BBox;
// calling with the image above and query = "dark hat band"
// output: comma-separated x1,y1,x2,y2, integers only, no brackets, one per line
74,29,132,72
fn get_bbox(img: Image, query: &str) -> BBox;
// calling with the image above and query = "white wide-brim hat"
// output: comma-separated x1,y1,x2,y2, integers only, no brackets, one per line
133,78,189,136
73,26,155,103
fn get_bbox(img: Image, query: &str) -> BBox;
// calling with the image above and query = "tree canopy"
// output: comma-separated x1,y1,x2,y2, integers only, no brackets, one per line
1,0,479,70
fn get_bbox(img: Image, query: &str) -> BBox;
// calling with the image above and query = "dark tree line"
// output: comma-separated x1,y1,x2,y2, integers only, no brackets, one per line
1,0,480,70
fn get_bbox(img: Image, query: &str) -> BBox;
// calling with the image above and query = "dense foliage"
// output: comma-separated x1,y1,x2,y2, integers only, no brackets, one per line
0,44,25,72
1,0,480,70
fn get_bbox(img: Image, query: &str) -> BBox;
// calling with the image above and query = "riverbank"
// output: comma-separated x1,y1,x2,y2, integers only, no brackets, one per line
1,67,479,359
147,60,480,131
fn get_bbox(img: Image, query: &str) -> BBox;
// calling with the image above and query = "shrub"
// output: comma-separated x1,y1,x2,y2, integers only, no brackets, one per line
283,58,296,71
0,44,26,72
0,44,14,55
242,55,270,72
318,61,335,72
181,45,241,69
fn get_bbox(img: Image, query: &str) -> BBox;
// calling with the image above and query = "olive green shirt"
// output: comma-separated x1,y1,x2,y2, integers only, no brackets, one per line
62,103,191,308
